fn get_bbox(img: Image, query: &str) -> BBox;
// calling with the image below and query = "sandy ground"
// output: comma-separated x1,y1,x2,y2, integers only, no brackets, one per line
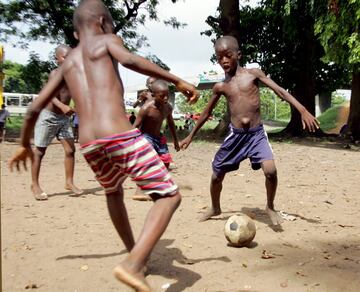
1,138,360,292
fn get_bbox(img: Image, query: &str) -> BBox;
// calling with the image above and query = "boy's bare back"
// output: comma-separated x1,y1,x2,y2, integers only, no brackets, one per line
61,34,132,144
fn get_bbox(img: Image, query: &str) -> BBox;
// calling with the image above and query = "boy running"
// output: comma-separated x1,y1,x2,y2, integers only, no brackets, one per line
180,36,319,225
132,79,179,201
8,0,198,291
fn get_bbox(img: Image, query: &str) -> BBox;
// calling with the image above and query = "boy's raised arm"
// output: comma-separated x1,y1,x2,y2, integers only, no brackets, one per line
180,86,222,150
8,68,65,172
254,69,320,132
106,35,199,104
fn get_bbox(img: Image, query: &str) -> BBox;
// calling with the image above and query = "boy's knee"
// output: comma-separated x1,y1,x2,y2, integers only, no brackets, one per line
211,173,225,184
34,147,47,158
264,168,277,180
64,146,75,157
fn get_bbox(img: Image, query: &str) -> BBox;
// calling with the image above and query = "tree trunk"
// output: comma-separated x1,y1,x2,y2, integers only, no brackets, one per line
319,91,332,113
347,70,360,141
282,7,316,136
219,0,241,42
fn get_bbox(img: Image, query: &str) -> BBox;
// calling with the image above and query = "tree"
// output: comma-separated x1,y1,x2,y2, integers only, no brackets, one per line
0,0,186,51
3,54,53,94
202,0,351,136
315,0,360,141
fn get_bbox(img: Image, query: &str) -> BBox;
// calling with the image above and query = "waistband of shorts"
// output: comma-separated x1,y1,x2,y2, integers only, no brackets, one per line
229,123,264,133
41,108,68,118
80,128,141,149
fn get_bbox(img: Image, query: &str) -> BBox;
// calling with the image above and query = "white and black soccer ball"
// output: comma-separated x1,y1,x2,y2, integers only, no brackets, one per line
224,214,256,247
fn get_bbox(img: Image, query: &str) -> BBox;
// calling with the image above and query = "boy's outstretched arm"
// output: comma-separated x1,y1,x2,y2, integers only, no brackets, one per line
8,68,65,172
106,35,199,104
180,85,222,150
167,106,180,152
253,69,320,132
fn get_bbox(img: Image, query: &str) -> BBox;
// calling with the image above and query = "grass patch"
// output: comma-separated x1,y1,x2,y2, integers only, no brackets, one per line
317,105,342,132
6,115,24,137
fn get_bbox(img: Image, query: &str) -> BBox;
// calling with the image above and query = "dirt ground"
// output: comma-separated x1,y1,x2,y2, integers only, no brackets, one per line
1,138,360,292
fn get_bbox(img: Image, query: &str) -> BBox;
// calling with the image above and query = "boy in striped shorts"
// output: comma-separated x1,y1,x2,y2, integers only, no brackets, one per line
9,1,199,291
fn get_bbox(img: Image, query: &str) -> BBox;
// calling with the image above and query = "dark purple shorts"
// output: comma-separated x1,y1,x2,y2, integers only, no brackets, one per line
212,124,273,176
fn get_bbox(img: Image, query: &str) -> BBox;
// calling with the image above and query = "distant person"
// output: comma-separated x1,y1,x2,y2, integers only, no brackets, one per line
72,113,79,143
0,104,11,143
31,45,83,200
128,111,136,124
132,79,180,201
132,77,157,108
180,36,320,225
8,1,198,290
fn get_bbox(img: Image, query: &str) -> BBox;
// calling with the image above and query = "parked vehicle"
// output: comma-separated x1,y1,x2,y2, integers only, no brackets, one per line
172,111,185,120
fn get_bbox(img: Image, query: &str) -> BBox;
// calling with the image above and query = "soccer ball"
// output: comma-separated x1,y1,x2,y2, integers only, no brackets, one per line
224,214,256,247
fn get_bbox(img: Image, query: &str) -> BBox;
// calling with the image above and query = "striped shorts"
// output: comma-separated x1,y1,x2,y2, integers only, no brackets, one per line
80,129,178,196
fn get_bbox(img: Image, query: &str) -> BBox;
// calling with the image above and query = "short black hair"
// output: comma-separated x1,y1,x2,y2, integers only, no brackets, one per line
151,80,169,92
214,36,239,51
73,0,113,32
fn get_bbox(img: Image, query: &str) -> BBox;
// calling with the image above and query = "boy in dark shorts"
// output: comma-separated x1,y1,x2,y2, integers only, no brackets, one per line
180,36,320,225
9,0,198,291
132,79,180,201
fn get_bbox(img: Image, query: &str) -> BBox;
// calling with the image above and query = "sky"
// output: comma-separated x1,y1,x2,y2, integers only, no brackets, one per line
3,0,223,89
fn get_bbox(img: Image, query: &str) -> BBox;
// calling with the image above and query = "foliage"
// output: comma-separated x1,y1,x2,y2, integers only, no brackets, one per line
176,87,291,121
3,54,53,93
203,0,351,94
4,115,24,137
315,0,360,69
0,0,186,52
317,105,342,132
176,89,227,119
260,88,291,121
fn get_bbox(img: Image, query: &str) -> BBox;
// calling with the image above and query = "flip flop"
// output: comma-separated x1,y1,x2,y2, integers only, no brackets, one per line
113,265,151,292
34,192,48,201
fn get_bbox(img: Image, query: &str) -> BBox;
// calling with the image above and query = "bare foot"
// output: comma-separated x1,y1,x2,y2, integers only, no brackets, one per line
65,184,84,196
114,263,151,292
199,207,221,222
31,185,48,201
265,206,284,225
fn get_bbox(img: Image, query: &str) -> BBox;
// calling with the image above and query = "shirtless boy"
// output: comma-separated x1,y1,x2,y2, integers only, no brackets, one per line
180,36,320,225
132,79,180,201
31,45,83,200
133,76,157,108
9,0,198,290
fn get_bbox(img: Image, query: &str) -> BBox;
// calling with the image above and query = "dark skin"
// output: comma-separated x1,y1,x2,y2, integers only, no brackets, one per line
134,85,180,152
9,3,198,291
133,77,156,108
30,46,82,200
132,83,179,202
180,36,320,225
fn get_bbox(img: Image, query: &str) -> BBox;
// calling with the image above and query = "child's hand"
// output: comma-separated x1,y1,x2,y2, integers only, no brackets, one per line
176,81,199,105
180,136,192,150
8,146,34,172
301,110,320,132
64,106,75,116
